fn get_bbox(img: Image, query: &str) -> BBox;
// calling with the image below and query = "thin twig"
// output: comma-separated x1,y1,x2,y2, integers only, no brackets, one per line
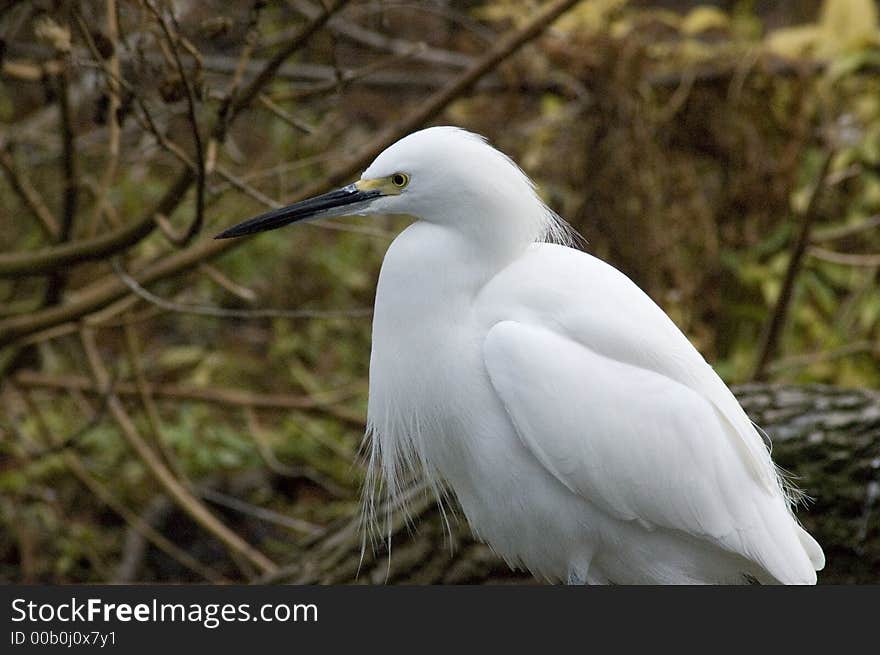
40,53,80,308
752,147,835,381
198,263,257,303
80,1,122,235
244,407,353,496
283,0,475,69
12,370,364,424
345,1,496,43
56,62,78,242
807,246,880,267
811,214,880,243
12,369,118,460
17,294,151,348
0,147,60,239
111,258,373,320
226,0,353,131
257,93,315,134
198,487,322,535
145,0,206,245
122,320,187,480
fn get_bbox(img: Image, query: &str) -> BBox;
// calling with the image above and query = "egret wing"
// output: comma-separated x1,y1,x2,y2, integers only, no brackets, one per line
482,319,818,583
483,244,779,491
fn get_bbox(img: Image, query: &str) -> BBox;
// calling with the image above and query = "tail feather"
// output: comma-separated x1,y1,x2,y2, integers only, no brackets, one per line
798,526,826,571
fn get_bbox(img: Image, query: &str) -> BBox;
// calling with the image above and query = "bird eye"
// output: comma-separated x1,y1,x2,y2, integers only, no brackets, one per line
391,173,409,188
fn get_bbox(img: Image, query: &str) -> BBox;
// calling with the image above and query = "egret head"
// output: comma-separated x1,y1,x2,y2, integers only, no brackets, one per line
216,126,565,245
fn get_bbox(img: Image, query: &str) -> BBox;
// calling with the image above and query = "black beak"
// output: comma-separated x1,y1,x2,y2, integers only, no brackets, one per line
215,183,382,239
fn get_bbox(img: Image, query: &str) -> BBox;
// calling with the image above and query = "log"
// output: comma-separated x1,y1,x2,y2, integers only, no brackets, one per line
268,384,880,584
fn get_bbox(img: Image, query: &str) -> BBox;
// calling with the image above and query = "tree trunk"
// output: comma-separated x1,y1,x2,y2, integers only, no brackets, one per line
267,384,880,584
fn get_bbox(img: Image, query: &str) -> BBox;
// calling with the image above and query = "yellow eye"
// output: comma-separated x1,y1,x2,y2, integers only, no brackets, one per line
391,173,409,188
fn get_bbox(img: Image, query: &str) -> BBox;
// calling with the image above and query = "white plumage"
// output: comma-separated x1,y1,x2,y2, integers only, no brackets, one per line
218,126,825,584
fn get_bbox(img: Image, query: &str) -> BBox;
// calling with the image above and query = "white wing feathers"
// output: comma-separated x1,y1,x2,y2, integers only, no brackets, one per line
479,244,823,582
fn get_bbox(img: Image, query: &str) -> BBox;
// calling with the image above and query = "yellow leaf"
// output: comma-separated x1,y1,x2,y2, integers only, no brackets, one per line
765,0,880,59
764,25,822,59
555,0,629,33
680,6,730,36
817,0,880,56
819,0,879,46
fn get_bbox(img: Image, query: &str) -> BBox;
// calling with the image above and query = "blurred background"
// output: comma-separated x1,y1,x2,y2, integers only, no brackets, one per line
1,0,879,583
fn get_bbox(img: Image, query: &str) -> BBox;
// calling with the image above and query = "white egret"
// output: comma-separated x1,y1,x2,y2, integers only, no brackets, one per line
217,126,825,584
